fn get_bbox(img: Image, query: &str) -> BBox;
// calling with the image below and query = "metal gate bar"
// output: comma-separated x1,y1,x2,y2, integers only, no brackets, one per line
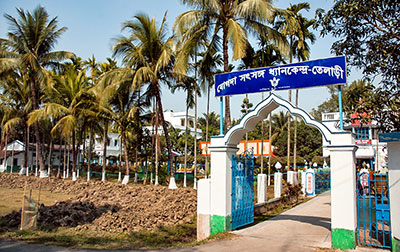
356,172,391,249
231,152,254,230
315,169,331,194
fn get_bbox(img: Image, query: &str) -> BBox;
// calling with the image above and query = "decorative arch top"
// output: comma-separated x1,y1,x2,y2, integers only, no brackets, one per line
221,93,342,146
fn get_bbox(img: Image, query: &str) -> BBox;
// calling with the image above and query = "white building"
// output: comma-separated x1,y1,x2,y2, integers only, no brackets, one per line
90,132,122,165
145,111,202,138
0,140,71,172
322,112,387,171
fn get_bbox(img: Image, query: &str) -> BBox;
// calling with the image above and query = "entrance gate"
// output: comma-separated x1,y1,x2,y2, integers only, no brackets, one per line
356,172,391,249
231,151,254,230
315,168,331,194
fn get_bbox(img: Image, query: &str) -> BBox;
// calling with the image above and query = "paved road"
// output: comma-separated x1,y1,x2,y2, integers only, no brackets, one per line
0,192,384,252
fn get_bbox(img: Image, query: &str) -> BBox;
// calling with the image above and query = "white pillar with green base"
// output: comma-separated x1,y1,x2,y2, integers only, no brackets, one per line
328,133,358,250
209,138,238,235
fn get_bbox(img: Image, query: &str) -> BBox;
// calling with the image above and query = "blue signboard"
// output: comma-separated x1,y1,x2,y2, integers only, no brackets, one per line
214,56,346,97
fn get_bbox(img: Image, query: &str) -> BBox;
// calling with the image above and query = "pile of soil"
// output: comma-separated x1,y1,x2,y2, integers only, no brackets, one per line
0,173,91,194
0,173,197,233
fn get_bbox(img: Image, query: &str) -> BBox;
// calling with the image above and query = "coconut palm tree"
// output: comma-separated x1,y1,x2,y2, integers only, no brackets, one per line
28,64,93,181
175,0,289,130
0,70,31,174
275,2,316,170
97,71,144,185
0,6,74,177
113,12,179,188
171,76,199,187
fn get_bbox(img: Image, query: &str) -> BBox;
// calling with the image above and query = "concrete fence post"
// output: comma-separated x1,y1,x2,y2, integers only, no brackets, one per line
197,178,211,241
257,174,267,204
274,172,282,198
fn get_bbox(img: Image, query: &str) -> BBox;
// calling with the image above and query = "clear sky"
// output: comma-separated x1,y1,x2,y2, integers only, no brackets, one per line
0,0,363,120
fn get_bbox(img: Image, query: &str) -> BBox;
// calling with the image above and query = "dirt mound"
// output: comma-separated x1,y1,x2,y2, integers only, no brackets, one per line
0,173,90,194
0,173,197,233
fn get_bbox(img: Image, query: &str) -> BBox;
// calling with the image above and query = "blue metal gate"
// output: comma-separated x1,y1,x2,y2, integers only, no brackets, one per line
231,151,254,230
356,172,391,249
315,168,331,194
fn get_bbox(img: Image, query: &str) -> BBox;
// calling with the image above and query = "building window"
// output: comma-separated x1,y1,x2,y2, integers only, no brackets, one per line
189,120,194,128
13,158,18,166
355,127,370,140
181,118,185,126
115,140,118,146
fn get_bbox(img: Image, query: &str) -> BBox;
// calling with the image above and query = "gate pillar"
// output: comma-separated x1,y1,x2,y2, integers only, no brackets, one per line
209,139,238,234
379,133,400,251
328,134,358,250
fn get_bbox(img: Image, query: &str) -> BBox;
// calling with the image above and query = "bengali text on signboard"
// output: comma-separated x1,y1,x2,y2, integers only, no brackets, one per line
214,56,347,97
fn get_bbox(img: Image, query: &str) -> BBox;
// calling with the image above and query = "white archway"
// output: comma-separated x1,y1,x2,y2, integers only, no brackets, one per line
197,93,359,250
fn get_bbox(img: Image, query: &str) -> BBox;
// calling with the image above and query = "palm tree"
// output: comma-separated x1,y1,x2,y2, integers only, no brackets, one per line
171,76,199,187
113,13,178,188
0,6,74,177
275,2,316,170
97,71,143,185
28,64,92,181
1,70,32,175
94,58,118,181
175,0,288,130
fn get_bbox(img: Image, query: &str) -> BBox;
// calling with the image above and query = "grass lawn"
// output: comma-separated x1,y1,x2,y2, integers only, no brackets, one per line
0,187,74,216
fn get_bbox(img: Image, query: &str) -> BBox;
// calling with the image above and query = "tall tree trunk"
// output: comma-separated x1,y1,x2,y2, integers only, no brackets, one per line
121,127,130,184
193,85,198,189
294,89,298,171
24,122,29,173
63,138,66,178
183,104,188,188
205,84,210,178
48,137,54,176
287,38,293,172
30,80,45,175
222,25,231,130
4,135,8,171
155,88,175,189
11,140,14,173
57,138,62,178
102,121,108,181
87,130,93,181
135,146,139,184
72,131,77,181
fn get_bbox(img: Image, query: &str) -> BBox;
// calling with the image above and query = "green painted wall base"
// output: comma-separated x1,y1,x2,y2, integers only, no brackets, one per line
210,215,230,235
393,237,400,252
331,228,356,250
